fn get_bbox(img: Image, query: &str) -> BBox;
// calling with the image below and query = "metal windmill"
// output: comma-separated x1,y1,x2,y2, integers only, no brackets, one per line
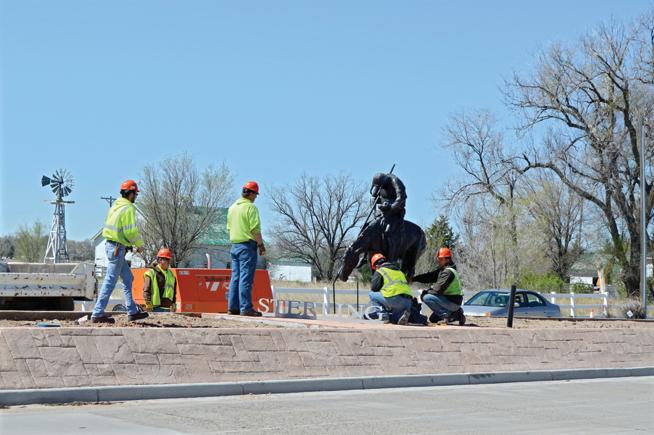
41,169,75,262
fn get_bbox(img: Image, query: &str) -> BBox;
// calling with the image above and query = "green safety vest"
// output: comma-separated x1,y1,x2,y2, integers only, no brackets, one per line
378,266,414,299
144,265,176,307
102,197,143,248
443,267,463,296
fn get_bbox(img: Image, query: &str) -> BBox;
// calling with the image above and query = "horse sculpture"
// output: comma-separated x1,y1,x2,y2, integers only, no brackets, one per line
338,217,426,282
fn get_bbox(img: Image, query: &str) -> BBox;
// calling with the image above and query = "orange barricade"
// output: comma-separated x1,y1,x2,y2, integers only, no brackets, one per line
131,268,272,313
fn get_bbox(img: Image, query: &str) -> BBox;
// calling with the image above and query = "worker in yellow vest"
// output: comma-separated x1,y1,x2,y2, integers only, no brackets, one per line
91,179,149,324
143,248,177,312
368,253,413,325
413,247,465,325
226,181,266,316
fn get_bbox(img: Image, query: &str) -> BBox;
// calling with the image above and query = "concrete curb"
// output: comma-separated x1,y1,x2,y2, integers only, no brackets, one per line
2,367,653,406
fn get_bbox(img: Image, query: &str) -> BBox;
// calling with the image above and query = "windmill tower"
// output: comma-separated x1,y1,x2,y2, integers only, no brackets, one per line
41,169,74,263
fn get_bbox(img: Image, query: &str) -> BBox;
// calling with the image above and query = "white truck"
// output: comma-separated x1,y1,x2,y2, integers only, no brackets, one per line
0,261,96,310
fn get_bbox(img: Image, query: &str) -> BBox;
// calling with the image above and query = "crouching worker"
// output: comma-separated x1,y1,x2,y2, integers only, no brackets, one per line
143,248,177,312
413,247,465,325
368,253,413,325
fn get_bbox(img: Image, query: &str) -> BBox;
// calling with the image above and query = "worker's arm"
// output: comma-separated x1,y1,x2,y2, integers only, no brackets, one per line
143,274,153,310
121,206,144,249
389,175,407,212
431,269,455,295
249,205,265,255
370,271,383,292
412,268,441,284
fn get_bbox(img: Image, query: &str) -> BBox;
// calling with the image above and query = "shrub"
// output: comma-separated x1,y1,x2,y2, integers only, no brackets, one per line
619,300,647,319
570,282,595,294
518,272,565,294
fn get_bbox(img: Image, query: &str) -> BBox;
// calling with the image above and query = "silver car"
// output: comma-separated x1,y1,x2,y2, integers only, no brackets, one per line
463,289,561,318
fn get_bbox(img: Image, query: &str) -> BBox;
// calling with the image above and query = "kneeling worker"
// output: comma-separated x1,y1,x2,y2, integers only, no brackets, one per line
143,248,177,312
412,247,465,325
369,253,413,325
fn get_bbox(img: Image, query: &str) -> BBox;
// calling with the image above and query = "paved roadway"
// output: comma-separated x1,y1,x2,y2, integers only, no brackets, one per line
1,377,653,434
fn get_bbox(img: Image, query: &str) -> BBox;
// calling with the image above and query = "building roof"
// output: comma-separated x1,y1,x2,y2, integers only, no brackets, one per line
195,207,230,246
269,257,312,267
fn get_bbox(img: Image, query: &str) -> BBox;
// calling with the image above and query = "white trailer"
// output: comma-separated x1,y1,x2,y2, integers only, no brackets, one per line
0,262,96,310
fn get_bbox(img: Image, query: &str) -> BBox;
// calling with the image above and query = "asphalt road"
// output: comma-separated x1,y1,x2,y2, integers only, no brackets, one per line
1,377,653,434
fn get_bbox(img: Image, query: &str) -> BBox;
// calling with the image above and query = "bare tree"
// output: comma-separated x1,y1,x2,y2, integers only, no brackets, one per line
138,155,233,266
442,110,522,282
269,174,367,281
67,239,95,261
0,236,15,259
507,16,654,296
14,222,47,262
522,172,585,282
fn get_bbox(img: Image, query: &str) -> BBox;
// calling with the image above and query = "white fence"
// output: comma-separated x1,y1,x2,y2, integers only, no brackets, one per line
545,292,608,317
270,286,643,318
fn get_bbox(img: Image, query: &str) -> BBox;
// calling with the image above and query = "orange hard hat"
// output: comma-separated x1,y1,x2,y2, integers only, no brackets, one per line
157,248,173,259
120,179,139,192
437,247,452,259
243,181,259,194
370,253,386,270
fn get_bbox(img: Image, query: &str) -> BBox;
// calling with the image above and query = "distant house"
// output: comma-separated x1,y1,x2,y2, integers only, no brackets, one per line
569,254,598,286
93,207,265,270
268,258,313,282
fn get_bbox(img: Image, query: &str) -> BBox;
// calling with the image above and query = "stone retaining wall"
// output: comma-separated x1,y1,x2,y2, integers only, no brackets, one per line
1,327,653,390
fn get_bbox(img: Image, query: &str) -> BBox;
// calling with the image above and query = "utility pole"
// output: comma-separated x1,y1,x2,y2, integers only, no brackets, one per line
640,123,648,318
101,196,117,207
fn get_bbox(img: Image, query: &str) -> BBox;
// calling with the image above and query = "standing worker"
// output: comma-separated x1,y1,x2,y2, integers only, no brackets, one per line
369,253,412,325
143,248,177,312
413,247,465,325
227,181,266,316
91,180,149,323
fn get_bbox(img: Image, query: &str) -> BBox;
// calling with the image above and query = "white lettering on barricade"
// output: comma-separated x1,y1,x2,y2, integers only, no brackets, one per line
257,298,318,319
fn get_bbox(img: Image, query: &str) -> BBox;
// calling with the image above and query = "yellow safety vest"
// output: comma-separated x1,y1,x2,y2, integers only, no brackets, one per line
443,267,463,296
227,197,262,243
102,197,143,248
378,266,413,299
144,265,176,307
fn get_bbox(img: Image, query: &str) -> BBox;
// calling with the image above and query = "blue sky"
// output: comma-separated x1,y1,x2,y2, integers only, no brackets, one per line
1,0,651,240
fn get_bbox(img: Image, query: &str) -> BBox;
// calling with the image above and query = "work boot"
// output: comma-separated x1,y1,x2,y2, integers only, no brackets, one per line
448,309,466,326
429,312,443,324
241,310,262,317
128,308,149,322
228,309,240,315
397,310,410,326
91,315,115,324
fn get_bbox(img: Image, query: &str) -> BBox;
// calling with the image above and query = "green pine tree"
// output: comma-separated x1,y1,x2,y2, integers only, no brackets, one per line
416,215,460,273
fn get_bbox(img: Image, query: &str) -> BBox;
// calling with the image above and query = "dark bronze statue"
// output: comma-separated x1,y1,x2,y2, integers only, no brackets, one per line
338,172,426,282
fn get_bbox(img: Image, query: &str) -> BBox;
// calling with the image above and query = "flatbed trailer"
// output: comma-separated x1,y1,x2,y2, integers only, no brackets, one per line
0,262,96,310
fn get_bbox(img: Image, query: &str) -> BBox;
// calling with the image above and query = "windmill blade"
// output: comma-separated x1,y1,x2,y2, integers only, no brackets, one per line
63,186,72,196
41,176,51,187
53,169,64,184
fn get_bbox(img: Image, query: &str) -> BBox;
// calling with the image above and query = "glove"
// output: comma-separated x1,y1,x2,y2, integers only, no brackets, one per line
169,303,177,313
420,289,429,300
144,303,153,312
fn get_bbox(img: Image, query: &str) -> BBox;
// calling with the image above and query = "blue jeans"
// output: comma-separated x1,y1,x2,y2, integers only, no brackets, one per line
368,291,412,324
92,241,139,317
228,241,258,312
422,294,460,319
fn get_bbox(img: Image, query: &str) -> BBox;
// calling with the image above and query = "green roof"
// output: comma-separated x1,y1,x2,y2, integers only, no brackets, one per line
196,208,230,246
